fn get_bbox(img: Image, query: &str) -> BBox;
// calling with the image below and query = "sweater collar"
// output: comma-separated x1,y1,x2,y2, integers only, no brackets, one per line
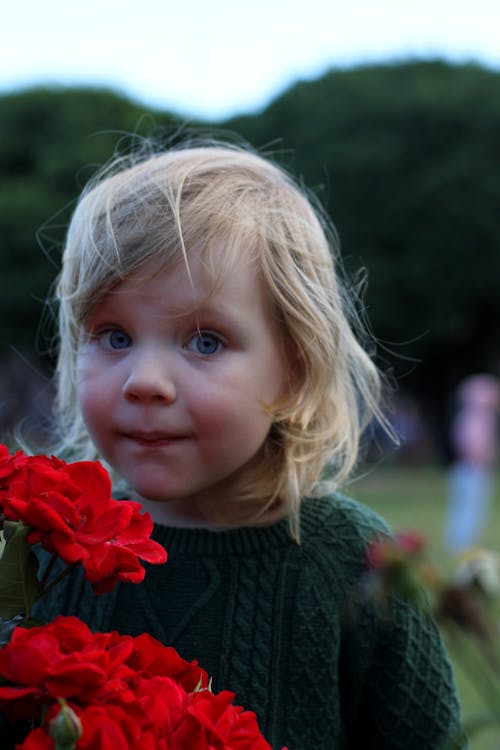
151,516,294,556
151,495,332,556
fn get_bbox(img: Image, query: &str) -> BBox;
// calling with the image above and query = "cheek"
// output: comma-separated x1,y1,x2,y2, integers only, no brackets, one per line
75,355,90,410
76,381,100,437
193,378,273,440
75,353,113,428
75,349,95,390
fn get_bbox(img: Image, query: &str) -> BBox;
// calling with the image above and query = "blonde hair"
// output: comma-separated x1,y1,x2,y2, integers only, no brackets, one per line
55,139,387,536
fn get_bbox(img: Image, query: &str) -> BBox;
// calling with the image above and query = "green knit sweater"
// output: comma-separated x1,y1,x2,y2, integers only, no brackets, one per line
35,494,466,749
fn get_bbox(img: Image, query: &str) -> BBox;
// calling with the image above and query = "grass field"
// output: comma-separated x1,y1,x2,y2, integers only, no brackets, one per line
348,464,500,750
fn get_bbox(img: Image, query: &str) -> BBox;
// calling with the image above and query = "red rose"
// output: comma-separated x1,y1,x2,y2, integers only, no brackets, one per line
15,677,188,750
126,632,209,692
0,616,275,750
0,617,135,718
111,674,187,744
172,690,273,750
74,704,141,750
0,444,31,481
15,727,54,750
17,703,140,750
0,446,167,593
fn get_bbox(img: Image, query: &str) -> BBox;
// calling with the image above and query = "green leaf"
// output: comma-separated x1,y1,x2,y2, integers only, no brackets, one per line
0,523,42,619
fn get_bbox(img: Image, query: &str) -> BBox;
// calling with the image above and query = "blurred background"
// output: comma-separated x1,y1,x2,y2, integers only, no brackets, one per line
1,1,500,742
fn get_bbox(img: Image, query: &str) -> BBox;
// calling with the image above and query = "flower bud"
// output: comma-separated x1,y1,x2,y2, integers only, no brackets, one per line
49,699,83,750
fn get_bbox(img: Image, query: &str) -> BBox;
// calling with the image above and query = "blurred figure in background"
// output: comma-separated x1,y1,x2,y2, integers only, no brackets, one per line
444,373,500,552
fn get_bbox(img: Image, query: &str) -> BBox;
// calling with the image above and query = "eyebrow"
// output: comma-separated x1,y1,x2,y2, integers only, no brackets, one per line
100,285,238,322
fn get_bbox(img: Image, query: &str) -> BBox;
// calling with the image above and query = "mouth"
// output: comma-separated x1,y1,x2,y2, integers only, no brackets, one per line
122,431,188,447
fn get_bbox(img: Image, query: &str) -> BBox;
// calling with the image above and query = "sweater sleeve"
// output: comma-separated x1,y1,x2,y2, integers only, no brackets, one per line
340,597,467,749
303,495,468,749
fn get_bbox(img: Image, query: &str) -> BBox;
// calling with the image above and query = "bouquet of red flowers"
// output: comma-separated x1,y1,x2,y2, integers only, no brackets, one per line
0,445,275,750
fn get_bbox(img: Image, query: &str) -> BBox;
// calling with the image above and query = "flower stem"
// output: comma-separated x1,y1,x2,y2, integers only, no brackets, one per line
39,553,58,590
29,562,78,616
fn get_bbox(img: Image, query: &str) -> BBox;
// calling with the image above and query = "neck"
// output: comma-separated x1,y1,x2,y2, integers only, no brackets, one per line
135,491,288,530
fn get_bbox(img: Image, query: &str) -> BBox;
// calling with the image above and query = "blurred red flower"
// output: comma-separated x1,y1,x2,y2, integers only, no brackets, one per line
367,530,425,570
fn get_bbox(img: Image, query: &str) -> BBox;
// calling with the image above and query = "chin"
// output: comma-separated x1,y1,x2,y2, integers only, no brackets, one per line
120,472,179,503
135,488,177,503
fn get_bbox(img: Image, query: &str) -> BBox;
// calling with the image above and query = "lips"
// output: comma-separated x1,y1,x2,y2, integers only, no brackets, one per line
121,430,189,447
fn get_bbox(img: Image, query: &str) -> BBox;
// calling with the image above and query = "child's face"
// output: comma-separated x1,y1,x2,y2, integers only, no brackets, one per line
76,247,288,526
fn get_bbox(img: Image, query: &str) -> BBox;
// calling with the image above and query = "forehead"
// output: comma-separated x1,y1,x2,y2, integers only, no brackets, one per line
96,244,268,318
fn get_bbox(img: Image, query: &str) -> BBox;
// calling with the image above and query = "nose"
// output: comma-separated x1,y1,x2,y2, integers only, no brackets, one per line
122,350,176,404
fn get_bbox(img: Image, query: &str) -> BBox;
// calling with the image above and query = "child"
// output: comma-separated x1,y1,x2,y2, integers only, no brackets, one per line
36,141,465,749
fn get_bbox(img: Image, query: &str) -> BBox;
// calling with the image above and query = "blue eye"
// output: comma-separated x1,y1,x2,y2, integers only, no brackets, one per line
186,332,223,356
100,328,132,350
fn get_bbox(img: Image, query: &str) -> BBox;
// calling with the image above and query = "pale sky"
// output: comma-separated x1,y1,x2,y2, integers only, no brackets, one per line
2,0,499,120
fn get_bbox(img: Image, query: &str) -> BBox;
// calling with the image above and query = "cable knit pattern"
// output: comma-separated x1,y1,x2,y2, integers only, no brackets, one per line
33,494,467,749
